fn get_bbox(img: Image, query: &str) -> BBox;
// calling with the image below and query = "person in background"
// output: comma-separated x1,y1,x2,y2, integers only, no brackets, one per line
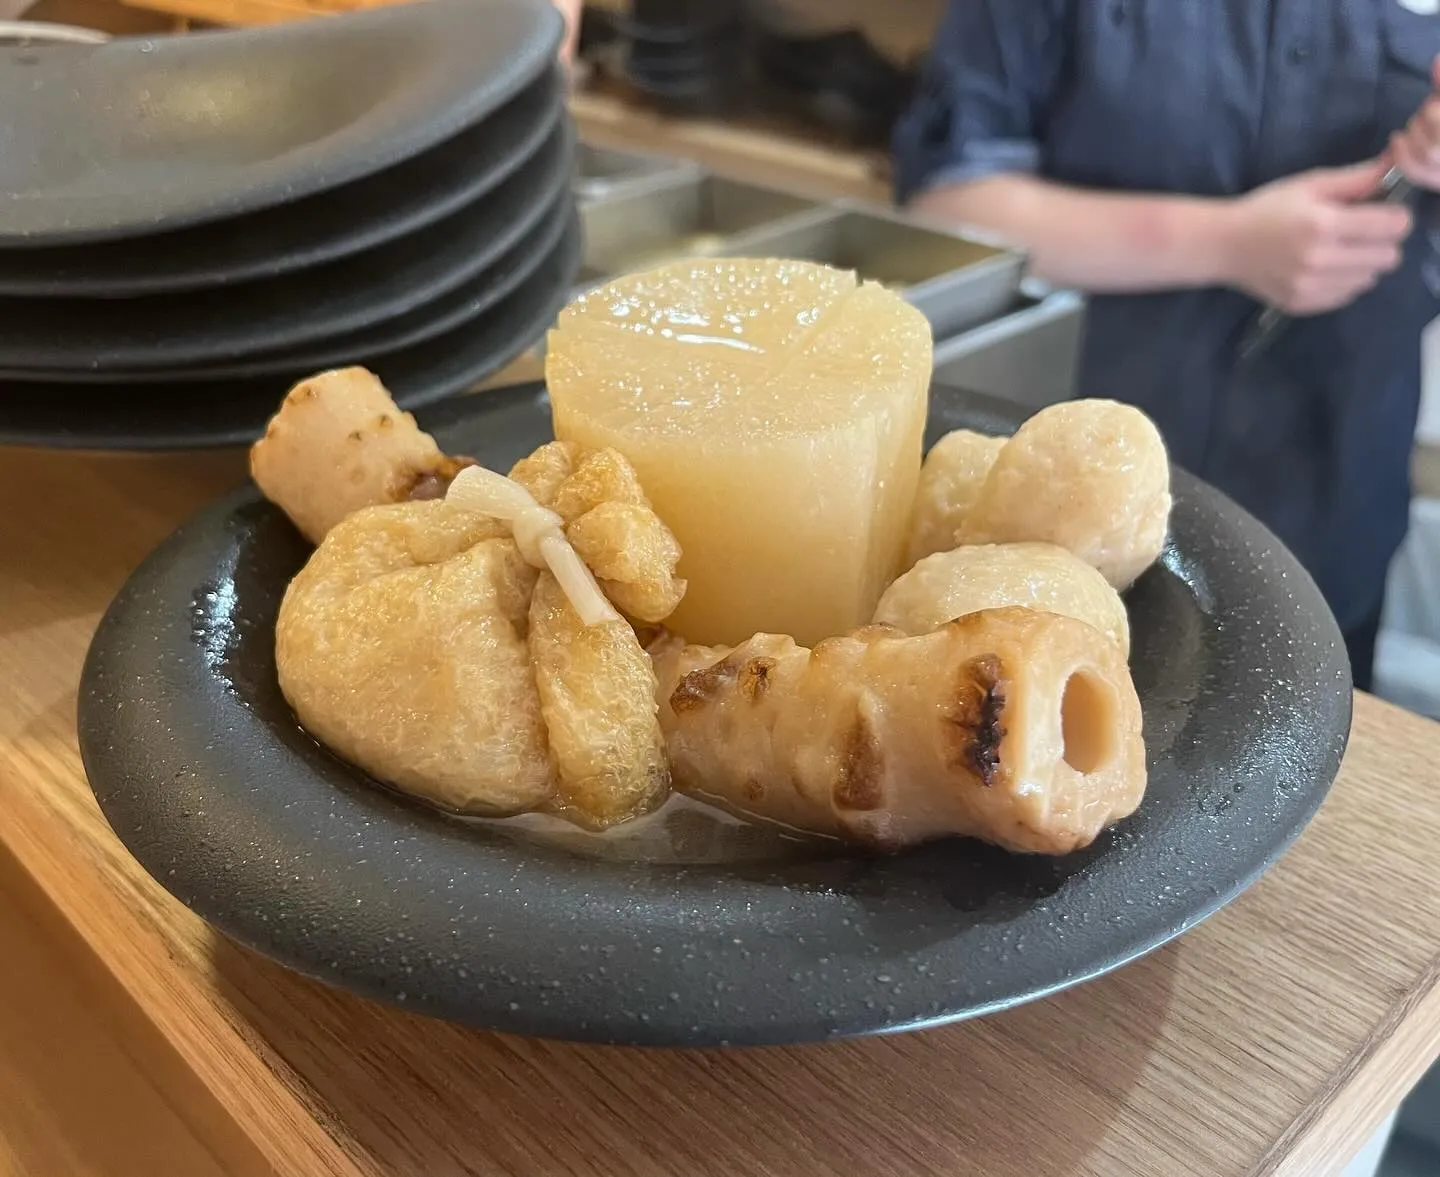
892,1,1440,691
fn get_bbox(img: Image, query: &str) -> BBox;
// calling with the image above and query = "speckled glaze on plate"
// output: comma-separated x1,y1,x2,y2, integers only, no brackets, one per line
0,122,573,373
0,216,580,450
0,0,561,246
78,385,1352,1047
0,71,564,299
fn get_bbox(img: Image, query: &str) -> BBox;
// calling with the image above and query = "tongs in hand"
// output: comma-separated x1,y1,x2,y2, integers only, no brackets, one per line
1236,165,1416,365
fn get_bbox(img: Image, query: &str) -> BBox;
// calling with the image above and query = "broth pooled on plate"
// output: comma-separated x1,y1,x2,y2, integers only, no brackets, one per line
252,258,1172,854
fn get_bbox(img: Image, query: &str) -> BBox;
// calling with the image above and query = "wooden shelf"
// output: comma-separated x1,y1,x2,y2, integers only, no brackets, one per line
571,84,890,203
50,0,942,60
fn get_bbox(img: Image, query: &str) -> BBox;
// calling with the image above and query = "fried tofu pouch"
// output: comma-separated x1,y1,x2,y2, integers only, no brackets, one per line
511,441,685,624
275,502,554,815
500,443,679,827
250,367,473,545
274,432,681,829
527,572,668,828
875,542,1131,657
652,607,1146,854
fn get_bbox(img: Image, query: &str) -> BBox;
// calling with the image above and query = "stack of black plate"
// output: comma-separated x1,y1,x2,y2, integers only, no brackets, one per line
619,0,748,116
0,0,581,450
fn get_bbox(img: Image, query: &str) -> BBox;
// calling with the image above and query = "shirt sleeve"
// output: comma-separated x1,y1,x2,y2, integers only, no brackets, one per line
891,0,1072,205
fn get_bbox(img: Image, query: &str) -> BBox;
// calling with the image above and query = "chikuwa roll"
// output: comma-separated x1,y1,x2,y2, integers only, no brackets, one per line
251,367,472,545
651,607,1146,855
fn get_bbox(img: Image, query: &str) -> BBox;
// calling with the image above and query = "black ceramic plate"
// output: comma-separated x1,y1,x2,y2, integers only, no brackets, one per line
0,217,580,450
78,385,1352,1046
0,124,574,373
4,181,575,385
0,0,561,247
0,71,565,299
43,194,576,385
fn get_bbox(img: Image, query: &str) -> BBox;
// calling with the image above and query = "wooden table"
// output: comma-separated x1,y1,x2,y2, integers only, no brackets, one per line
2,443,1440,1177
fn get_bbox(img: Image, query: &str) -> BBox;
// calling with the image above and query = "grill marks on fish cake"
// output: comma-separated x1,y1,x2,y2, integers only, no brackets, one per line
671,653,776,807
738,656,775,701
948,652,1007,787
833,701,885,812
670,653,775,714
670,658,735,714
651,606,1146,855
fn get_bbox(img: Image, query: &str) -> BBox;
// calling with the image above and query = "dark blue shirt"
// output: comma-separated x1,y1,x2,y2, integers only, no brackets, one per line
893,0,1439,630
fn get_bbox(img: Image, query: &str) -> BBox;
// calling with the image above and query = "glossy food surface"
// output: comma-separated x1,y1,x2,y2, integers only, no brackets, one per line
548,259,931,645
78,384,1352,1046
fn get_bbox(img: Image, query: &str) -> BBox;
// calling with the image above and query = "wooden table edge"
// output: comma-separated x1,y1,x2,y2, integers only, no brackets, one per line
0,783,363,1177
1263,948,1440,1175
5,660,1439,1177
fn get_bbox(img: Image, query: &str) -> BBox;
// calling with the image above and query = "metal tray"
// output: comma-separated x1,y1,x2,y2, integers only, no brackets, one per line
573,142,696,202
931,288,1086,409
578,174,831,281
734,207,1026,339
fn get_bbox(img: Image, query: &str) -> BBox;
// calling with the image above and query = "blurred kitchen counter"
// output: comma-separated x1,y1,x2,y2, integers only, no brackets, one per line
33,0,947,62
23,0,900,201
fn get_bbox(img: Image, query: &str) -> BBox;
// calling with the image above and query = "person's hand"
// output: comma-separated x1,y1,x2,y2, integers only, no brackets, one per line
1221,161,1412,315
1391,56,1440,190
552,0,581,62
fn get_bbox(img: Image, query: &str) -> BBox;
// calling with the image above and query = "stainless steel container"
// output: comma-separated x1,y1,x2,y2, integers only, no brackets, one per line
734,207,1026,339
931,289,1085,410
574,142,698,203
578,174,832,282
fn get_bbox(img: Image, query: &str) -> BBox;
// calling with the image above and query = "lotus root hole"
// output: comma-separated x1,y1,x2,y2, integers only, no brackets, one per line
1060,670,1114,775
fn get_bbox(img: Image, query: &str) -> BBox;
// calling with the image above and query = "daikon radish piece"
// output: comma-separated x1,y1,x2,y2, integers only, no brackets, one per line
546,258,932,647
905,429,1006,565
651,607,1146,854
275,501,554,815
959,400,1172,589
875,542,1130,656
250,367,470,544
